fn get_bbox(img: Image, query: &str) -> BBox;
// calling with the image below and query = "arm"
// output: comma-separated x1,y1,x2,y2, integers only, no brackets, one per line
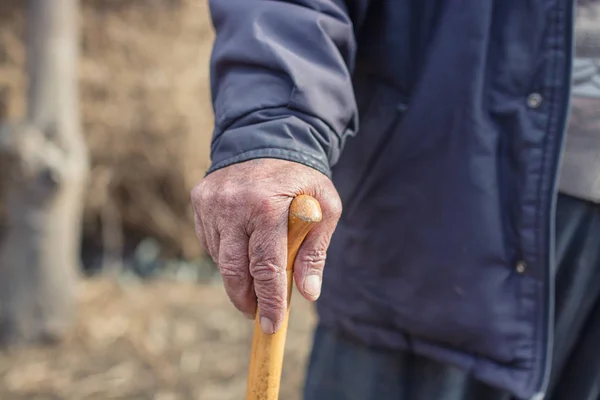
193,0,369,334
207,0,365,176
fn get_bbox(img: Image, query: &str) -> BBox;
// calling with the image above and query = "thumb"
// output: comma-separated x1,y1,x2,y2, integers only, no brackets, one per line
294,196,341,301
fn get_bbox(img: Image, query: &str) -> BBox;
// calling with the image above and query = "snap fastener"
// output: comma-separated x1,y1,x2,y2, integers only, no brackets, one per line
396,103,408,112
530,393,546,400
527,93,543,109
516,261,526,274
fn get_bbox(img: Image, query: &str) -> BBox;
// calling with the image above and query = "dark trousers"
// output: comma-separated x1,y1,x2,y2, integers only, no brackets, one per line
304,194,600,400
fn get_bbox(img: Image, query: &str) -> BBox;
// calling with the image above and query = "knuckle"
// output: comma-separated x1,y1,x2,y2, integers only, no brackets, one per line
219,183,242,207
220,264,253,313
190,184,203,205
191,183,212,209
218,262,247,281
253,268,287,317
246,190,273,214
250,260,285,282
327,197,343,219
299,249,327,266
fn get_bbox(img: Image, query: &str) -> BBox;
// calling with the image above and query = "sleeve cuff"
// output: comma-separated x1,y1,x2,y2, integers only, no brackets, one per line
206,147,332,178
206,107,340,179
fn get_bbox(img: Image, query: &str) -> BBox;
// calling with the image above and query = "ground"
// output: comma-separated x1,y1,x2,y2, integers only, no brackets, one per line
0,278,316,400
0,2,318,399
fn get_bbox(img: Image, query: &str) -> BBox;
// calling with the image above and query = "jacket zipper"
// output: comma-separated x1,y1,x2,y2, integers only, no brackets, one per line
532,1,576,399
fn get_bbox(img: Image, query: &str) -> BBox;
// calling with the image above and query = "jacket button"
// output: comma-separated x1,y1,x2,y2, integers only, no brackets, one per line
516,261,526,274
527,93,543,108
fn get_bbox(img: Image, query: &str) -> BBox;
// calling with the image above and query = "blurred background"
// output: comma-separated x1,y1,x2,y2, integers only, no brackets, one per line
0,1,316,399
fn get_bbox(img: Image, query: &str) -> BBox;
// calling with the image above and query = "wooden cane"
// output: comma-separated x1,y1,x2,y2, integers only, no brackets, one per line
245,195,322,400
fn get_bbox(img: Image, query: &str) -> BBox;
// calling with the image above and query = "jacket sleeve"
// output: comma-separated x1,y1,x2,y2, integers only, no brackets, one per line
206,0,366,177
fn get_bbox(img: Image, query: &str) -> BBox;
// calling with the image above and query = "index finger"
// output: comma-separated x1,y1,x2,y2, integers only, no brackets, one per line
248,213,288,334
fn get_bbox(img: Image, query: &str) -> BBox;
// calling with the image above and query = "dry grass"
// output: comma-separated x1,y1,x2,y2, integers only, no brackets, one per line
0,279,317,400
0,3,312,398
0,0,216,258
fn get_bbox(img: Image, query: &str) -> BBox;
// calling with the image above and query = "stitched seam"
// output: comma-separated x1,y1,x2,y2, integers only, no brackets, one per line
206,148,331,177
531,4,568,394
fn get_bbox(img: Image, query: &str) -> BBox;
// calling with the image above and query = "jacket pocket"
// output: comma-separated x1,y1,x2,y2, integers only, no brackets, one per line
333,78,408,219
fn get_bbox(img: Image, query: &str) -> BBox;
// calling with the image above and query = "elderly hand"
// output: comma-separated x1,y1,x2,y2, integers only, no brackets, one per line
190,159,342,334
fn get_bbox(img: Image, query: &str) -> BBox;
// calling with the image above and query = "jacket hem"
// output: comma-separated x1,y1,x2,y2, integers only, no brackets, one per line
316,304,536,400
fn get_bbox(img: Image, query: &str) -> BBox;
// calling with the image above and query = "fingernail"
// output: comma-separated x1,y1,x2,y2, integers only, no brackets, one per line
304,275,322,298
260,317,275,334
244,312,255,320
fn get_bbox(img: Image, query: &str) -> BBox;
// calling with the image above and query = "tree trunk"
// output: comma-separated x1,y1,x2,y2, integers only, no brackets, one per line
0,0,88,346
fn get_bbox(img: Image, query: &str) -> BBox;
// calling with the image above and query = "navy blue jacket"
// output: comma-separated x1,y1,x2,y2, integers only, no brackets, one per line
207,1,575,399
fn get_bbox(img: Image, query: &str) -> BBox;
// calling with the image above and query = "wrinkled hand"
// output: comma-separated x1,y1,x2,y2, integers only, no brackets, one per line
190,159,342,334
